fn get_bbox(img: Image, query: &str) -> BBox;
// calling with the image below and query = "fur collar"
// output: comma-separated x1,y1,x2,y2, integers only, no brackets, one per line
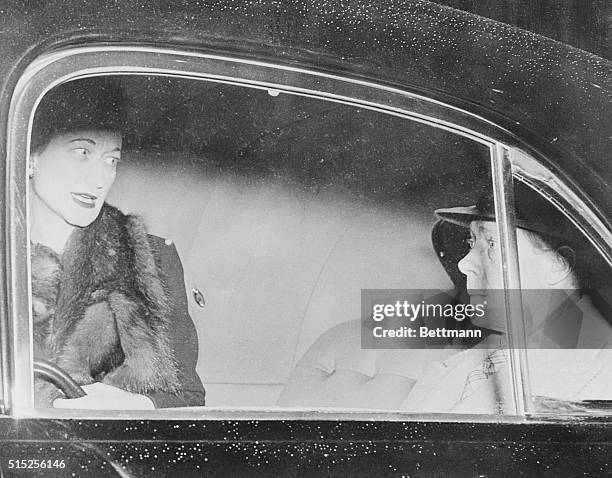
32,203,180,395
51,203,170,348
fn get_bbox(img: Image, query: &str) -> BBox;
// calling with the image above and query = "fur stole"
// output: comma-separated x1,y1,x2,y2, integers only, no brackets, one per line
32,203,180,404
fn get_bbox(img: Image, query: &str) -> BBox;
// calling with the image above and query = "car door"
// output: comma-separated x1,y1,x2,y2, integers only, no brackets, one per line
0,44,610,477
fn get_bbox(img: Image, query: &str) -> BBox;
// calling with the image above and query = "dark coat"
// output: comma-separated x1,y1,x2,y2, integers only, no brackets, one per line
32,203,205,407
146,234,207,408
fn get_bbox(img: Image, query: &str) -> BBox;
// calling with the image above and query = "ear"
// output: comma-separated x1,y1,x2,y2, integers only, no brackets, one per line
546,246,575,286
29,152,39,168
28,153,38,179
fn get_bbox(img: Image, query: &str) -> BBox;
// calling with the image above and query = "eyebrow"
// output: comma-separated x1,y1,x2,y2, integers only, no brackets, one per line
69,138,96,145
68,138,121,153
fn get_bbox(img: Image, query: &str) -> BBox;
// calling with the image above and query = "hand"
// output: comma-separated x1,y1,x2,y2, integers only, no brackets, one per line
53,382,155,410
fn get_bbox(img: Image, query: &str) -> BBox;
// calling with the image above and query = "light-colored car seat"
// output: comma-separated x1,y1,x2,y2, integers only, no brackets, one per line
278,319,452,410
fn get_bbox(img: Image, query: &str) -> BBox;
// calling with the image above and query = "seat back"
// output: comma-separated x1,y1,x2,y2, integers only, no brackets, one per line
108,153,452,405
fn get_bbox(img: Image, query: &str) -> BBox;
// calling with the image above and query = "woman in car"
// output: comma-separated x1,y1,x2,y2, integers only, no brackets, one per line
400,186,612,413
280,185,612,412
30,78,206,409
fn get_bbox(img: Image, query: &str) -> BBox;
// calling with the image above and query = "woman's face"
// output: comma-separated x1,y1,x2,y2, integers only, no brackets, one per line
30,130,122,228
457,220,553,331
458,221,554,290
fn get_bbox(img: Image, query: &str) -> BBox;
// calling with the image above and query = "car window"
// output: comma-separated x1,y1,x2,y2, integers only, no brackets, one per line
13,48,608,418
506,177,612,414
19,72,529,417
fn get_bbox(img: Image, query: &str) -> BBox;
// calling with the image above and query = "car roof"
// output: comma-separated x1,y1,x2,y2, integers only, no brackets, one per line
1,0,611,216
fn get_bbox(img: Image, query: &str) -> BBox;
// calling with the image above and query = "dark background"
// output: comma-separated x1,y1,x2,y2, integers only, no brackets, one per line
431,0,612,59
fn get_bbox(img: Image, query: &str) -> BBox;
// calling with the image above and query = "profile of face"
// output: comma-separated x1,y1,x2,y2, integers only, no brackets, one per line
30,130,122,229
457,220,571,330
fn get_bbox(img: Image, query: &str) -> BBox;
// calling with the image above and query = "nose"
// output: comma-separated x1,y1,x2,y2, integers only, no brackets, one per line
458,248,480,278
84,158,108,189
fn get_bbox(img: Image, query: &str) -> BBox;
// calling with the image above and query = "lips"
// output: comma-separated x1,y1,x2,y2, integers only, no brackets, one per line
71,192,97,209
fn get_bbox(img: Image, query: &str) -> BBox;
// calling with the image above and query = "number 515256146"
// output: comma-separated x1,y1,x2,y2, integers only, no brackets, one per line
7,459,66,469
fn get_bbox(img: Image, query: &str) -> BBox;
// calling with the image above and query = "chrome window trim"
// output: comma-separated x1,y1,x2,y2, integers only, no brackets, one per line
490,146,531,415
32,406,531,423
510,150,612,418
5,45,611,420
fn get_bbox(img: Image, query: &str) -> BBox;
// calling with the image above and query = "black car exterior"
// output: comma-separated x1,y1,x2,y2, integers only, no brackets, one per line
0,1,611,476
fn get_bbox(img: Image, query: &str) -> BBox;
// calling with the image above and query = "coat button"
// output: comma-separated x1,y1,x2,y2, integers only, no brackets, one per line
192,288,206,308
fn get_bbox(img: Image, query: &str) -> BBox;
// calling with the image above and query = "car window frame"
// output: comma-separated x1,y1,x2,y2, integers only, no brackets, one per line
4,45,612,420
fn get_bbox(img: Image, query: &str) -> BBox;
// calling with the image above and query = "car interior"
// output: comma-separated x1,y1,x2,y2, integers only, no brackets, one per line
30,75,612,412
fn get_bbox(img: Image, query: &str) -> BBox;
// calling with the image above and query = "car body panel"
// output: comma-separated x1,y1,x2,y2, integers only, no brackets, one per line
1,418,611,476
0,1,610,210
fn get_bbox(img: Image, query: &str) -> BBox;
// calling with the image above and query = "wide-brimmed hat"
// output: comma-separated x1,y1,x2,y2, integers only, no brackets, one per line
431,183,611,291
434,185,580,245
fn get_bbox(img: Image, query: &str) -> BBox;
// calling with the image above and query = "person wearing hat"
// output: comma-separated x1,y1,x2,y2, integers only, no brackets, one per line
30,78,206,409
399,185,612,413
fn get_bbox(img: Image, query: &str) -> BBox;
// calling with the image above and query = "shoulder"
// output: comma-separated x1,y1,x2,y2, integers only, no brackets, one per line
147,234,180,261
98,204,174,256
95,203,150,245
576,294,612,348
97,203,186,281
147,234,177,253
146,234,186,282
